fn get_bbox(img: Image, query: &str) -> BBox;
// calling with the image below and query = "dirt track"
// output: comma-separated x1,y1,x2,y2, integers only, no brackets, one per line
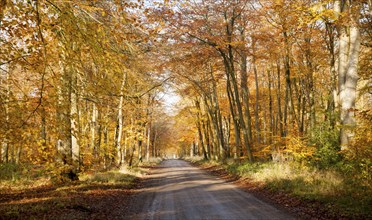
128,159,294,220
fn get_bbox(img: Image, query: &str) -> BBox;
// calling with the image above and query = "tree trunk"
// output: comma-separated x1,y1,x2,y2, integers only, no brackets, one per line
91,103,98,158
138,136,143,162
240,48,253,157
195,99,208,160
222,12,252,161
146,125,150,161
57,60,72,166
103,125,108,169
222,52,252,161
325,21,337,128
340,24,360,149
223,116,231,158
70,69,80,169
1,64,9,163
202,117,211,159
267,69,274,142
252,40,261,144
226,72,241,159
152,128,157,158
283,31,298,135
276,61,284,137
206,114,217,160
115,72,127,166
335,0,361,149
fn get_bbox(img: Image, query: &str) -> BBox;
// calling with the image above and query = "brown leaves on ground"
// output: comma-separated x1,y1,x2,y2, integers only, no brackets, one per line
0,178,141,220
1,163,367,220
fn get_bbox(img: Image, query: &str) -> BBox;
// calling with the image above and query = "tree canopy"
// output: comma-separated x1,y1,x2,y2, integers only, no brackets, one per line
0,0,371,183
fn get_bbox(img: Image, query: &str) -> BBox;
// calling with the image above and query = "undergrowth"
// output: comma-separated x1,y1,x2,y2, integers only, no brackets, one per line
0,166,139,219
0,162,143,191
0,163,50,190
79,171,137,185
195,159,371,218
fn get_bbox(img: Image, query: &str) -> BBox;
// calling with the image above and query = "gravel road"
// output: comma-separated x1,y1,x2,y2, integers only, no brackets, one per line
128,159,294,220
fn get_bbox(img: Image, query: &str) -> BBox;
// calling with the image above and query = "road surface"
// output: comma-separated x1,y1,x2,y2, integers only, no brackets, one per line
129,159,294,220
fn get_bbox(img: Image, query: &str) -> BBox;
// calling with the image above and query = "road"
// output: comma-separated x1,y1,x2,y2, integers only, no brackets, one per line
129,159,294,220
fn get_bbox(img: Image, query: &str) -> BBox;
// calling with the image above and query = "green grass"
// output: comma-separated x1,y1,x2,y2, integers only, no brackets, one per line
140,157,163,166
193,158,371,218
80,171,136,185
0,163,20,180
0,163,50,190
0,162,141,192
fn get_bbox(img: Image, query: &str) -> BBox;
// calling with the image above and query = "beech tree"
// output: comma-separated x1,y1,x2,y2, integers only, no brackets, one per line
335,0,362,149
149,0,370,164
0,0,370,178
0,0,169,175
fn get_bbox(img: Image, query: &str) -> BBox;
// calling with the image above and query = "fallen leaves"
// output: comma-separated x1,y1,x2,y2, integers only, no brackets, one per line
0,178,140,219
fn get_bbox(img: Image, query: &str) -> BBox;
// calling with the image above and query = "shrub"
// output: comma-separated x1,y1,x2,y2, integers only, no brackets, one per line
309,122,341,169
80,171,136,185
0,163,21,181
341,109,372,187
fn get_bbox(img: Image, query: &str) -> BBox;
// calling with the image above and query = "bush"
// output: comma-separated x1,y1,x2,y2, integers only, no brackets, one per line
309,122,341,169
49,164,79,184
0,163,21,180
80,171,136,185
341,109,372,187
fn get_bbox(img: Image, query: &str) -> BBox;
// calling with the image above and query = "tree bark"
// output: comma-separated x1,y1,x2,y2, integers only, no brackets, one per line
70,69,80,169
91,103,98,158
240,48,253,157
335,0,361,149
283,31,298,135
202,116,211,159
115,71,127,166
304,36,316,132
325,21,337,128
267,69,274,143
146,125,150,161
1,64,9,163
195,99,208,160
252,39,261,144
276,61,284,137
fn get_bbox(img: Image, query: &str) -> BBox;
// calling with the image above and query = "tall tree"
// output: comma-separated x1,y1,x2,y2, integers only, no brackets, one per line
335,0,362,149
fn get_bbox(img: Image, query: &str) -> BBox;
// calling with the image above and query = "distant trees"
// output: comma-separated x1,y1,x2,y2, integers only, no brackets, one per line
155,0,371,164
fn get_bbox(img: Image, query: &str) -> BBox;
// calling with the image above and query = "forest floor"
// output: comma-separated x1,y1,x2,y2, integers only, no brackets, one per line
0,160,369,220
0,168,147,220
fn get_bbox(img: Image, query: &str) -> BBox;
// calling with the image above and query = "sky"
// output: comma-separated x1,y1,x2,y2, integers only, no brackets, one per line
160,86,181,115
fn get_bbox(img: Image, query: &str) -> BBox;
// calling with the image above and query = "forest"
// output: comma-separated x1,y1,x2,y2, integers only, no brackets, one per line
0,0,371,219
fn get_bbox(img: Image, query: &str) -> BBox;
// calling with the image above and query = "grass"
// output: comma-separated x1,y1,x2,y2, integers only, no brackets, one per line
228,162,343,197
140,157,163,166
0,164,141,219
79,170,137,185
0,158,157,191
0,163,51,191
192,158,372,218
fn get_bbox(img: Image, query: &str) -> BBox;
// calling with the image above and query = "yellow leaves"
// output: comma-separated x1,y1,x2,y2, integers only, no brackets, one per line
225,41,245,47
284,136,316,162
347,109,372,160
299,1,338,26
260,145,273,154
265,136,316,164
